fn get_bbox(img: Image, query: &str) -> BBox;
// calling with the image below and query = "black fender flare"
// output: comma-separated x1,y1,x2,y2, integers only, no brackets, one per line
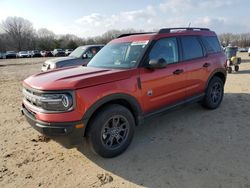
82,93,143,130
205,68,227,90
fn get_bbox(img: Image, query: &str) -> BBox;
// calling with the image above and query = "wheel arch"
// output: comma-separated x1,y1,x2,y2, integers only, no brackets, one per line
82,93,143,136
206,68,227,89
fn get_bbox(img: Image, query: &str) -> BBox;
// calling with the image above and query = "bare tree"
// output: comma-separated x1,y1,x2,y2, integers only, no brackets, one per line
219,33,250,47
1,16,35,51
37,28,56,50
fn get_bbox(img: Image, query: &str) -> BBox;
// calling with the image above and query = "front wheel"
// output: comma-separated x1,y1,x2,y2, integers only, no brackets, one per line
87,104,135,158
202,76,224,109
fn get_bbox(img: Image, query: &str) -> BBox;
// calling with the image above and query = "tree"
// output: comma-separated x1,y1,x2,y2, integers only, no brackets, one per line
1,16,35,51
37,28,56,50
67,40,78,49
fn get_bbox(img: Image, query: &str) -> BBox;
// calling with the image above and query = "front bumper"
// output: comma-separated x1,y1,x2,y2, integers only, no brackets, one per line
21,105,85,148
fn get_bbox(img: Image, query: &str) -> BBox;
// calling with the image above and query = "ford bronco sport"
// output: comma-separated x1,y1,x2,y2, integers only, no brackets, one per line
22,27,227,158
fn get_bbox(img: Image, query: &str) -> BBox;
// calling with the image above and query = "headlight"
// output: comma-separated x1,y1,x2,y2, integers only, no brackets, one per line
49,63,56,69
37,93,74,112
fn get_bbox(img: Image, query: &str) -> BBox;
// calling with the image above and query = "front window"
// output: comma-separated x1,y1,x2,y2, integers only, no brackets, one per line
69,47,86,58
148,37,179,65
87,41,148,69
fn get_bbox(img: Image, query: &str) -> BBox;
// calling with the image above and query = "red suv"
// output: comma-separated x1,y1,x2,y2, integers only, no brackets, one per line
22,28,227,158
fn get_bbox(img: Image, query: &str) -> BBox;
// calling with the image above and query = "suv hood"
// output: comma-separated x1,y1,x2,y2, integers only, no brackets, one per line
23,66,133,90
45,56,77,64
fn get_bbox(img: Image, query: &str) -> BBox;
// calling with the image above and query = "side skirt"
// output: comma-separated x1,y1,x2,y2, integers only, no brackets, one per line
142,93,205,121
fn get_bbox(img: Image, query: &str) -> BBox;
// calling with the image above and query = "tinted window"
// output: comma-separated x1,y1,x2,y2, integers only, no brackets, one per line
202,36,222,54
85,47,102,58
181,36,203,61
149,37,179,64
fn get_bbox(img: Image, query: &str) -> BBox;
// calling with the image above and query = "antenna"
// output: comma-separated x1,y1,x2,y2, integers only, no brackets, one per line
188,22,191,28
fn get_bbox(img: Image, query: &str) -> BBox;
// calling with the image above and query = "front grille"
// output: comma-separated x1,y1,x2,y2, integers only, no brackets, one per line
23,87,43,109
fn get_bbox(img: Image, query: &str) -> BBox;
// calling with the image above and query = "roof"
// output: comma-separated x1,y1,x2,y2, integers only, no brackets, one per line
79,44,105,48
113,27,217,43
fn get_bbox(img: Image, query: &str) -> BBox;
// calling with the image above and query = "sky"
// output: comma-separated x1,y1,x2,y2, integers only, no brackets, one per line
0,0,249,37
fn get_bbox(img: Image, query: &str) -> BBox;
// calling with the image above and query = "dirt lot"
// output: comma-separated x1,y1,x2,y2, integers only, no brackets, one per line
0,54,250,188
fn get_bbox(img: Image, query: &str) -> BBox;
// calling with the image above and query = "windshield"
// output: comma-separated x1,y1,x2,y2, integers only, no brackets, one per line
87,41,148,69
69,46,86,58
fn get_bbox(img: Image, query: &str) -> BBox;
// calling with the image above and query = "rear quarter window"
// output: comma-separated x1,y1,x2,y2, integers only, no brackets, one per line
202,36,222,54
180,36,204,61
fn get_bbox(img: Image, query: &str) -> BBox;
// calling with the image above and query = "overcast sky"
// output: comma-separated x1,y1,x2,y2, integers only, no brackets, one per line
0,0,249,37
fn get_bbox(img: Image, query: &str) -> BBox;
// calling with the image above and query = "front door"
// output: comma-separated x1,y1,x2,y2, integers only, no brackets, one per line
139,37,187,113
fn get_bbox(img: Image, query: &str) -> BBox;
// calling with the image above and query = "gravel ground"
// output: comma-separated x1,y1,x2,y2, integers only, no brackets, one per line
0,54,250,188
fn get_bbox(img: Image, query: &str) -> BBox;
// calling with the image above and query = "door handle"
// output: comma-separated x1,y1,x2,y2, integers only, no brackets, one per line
173,69,184,75
203,63,211,67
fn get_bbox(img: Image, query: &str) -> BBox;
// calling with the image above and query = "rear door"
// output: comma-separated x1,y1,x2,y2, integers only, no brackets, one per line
139,37,187,113
179,36,210,98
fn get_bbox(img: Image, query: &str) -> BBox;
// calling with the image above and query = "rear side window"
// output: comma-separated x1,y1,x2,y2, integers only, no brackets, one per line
202,36,222,54
180,36,203,61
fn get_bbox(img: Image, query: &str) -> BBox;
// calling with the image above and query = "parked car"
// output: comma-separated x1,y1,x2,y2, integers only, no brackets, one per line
0,52,6,59
27,51,32,58
5,51,17,58
17,51,29,58
31,50,42,57
22,27,227,158
65,49,73,56
41,50,53,57
41,45,104,71
238,48,248,52
53,49,65,57
248,47,250,56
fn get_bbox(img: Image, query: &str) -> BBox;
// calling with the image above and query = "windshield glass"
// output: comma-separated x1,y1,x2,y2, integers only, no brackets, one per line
69,46,86,58
87,41,148,69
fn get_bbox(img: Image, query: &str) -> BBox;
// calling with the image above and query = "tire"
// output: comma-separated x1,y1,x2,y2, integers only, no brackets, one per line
235,65,239,72
228,67,232,73
202,76,224,109
87,104,135,158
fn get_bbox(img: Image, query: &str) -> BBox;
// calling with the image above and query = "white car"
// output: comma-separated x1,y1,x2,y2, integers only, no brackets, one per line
248,47,250,56
18,51,29,58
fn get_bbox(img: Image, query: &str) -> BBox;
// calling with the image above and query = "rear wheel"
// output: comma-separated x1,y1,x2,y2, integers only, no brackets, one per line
202,76,224,109
235,65,239,72
87,104,135,158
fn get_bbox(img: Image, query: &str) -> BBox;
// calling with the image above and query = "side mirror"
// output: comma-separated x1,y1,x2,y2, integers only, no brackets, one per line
82,53,88,59
148,58,167,69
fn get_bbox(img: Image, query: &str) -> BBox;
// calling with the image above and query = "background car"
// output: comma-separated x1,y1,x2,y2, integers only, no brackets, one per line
27,51,32,57
31,50,42,57
53,49,65,57
41,50,53,57
0,52,6,59
238,48,248,52
17,51,29,58
42,44,104,71
5,51,17,58
65,49,73,56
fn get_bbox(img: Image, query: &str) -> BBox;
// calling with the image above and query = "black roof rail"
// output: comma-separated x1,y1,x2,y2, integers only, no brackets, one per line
158,27,210,34
117,32,155,38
